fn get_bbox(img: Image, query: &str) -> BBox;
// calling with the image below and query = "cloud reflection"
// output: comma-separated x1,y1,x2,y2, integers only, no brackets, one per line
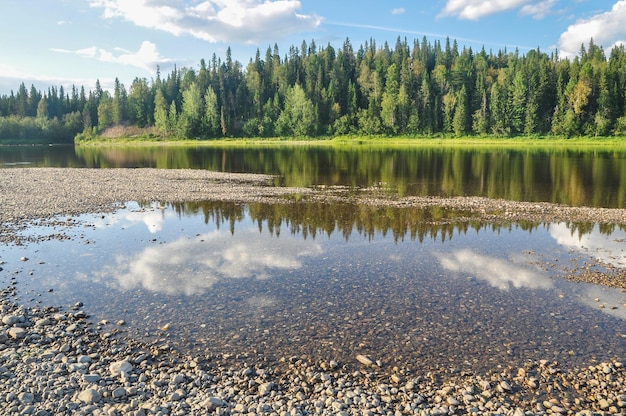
435,249,553,290
549,223,626,269
91,203,172,233
99,228,322,295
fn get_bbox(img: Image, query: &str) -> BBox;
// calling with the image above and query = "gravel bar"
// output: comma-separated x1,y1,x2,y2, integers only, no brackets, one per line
2,168,626,226
1,167,626,415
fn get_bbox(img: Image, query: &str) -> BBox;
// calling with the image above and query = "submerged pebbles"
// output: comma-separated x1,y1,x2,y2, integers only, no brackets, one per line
1,286,626,415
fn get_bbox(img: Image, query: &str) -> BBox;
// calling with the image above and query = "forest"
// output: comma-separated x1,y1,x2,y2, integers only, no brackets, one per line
1,36,626,143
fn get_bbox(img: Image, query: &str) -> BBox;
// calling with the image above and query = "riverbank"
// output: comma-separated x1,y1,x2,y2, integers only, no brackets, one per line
1,167,626,414
73,132,626,148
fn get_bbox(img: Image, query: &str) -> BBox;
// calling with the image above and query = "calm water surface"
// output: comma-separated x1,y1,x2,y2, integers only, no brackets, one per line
1,144,625,207
1,201,625,373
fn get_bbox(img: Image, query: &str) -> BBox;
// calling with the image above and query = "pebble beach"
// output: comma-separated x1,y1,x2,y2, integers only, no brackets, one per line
1,167,626,415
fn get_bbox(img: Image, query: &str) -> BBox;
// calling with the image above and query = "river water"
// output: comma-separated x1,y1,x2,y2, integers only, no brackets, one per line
1,199,625,373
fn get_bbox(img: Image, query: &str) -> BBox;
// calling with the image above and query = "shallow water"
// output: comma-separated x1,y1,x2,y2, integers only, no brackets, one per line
1,201,625,373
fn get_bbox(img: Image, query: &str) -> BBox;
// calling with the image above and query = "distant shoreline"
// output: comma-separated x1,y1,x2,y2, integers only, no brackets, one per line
74,134,626,147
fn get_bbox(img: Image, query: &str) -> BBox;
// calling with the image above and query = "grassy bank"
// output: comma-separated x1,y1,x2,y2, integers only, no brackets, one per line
74,133,626,148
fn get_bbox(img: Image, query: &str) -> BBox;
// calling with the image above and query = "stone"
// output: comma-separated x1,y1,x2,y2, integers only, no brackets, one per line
83,374,101,383
202,397,224,409
112,387,127,398
67,363,87,372
109,360,133,377
258,382,275,396
34,318,51,327
355,354,374,366
171,374,185,384
499,380,512,391
2,314,23,325
18,392,34,404
599,398,610,410
447,397,460,406
8,327,26,339
78,388,101,404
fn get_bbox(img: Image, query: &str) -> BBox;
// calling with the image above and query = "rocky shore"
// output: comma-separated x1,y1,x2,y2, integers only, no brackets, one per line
1,284,626,415
1,167,626,415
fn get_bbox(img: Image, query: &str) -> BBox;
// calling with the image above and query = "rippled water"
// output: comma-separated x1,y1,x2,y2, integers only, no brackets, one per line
1,201,625,373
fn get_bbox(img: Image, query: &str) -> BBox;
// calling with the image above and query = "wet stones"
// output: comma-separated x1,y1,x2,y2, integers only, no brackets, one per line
355,354,374,366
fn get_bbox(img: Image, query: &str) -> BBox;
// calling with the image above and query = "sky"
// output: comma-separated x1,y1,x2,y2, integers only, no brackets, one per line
1,0,625,95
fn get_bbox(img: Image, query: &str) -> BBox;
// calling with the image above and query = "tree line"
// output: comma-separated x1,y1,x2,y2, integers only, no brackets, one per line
1,36,626,143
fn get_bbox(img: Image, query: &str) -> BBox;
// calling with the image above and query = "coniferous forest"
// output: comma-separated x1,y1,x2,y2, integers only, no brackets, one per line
2,36,626,143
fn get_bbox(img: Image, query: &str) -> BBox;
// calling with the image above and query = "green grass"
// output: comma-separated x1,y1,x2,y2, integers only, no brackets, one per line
74,133,626,148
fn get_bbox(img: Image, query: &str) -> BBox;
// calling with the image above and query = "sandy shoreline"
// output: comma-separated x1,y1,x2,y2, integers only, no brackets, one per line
1,167,626,414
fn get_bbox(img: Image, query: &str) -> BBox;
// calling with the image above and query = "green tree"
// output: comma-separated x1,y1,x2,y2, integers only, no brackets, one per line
380,63,399,132
452,85,468,136
178,81,203,138
128,78,152,126
112,78,126,125
153,89,169,134
510,71,527,133
97,93,114,130
36,97,48,119
203,86,220,137
276,84,317,136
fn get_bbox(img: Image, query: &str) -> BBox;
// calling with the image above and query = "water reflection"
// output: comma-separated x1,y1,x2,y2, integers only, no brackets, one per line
570,282,626,320
435,249,553,290
4,199,626,373
97,228,322,295
550,223,626,269
2,144,626,207
92,205,174,233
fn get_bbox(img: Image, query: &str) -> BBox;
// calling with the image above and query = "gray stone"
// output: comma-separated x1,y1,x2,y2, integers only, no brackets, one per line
258,382,275,396
205,397,224,408
109,360,133,377
18,392,35,404
78,388,101,404
2,315,23,325
171,373,185,384
112,387,127,398
8,327,26,339
83,374,101,383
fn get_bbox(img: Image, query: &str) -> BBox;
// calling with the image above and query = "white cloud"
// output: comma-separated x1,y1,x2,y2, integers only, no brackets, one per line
392,8,406,15
435,249,553,290
52,41,171,73
440,0,556,20
557,1,626,59
98,228,323,296
520,0,557,19
89,0,322,44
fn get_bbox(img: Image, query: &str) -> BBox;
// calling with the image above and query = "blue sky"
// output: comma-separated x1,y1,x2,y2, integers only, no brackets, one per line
1,0,624,95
